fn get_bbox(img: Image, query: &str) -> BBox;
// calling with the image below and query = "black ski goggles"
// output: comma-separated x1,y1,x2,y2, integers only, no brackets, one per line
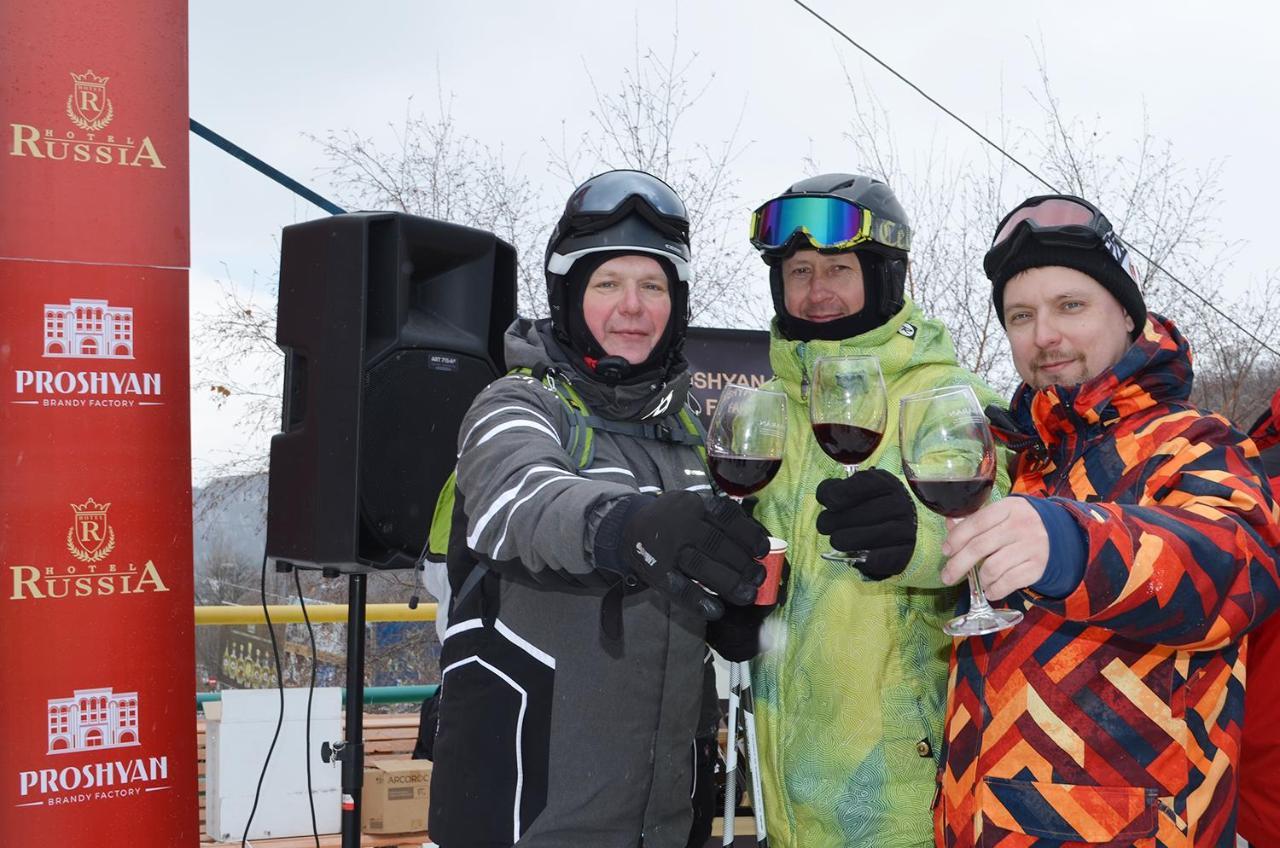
749,194,911,254
560,170,689,240
984,195,1138,283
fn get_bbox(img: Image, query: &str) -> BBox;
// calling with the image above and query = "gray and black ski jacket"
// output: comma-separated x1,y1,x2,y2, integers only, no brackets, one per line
429,318,715,848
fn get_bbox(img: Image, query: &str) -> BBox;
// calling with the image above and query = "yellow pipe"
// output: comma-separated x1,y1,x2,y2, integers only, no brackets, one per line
194,602,437,626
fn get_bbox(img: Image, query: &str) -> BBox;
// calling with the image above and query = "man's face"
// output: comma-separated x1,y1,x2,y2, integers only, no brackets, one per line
582,254,672,365
1003,265,1136,390
781,248,865,322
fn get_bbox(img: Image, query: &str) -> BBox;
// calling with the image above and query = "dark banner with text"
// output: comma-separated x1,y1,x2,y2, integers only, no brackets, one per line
0,1,195,845
684,325,772,426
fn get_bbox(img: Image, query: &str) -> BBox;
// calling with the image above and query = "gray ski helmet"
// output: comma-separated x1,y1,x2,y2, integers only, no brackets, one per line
545,170,692,359
753,173,912,321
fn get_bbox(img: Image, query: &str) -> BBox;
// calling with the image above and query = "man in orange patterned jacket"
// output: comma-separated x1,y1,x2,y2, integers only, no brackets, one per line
933,194,1280,847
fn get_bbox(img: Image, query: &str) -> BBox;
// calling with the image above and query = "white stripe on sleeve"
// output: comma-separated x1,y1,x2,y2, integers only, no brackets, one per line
489,472,580,557
581,467,637,478
459,405,557,454
467,465,575,548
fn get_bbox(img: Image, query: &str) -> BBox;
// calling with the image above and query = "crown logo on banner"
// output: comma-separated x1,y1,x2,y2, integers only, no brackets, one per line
67,498,116,563
66,70,114,132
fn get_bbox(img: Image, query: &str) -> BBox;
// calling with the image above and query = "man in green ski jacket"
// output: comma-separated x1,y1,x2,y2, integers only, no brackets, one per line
745,174,1010,847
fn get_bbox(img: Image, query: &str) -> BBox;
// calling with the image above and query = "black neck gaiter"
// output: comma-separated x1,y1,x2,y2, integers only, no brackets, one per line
770,260,886,342
557,251,682,384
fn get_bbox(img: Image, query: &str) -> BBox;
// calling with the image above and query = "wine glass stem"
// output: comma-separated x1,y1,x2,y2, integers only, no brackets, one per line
966,569,997,616
951,515,996,616
844,464,857,477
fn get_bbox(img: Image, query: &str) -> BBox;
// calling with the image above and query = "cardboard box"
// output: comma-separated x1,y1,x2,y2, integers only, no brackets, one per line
361,759,432,834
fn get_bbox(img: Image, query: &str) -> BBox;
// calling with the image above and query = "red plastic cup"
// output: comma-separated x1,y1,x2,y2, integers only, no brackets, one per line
755,537,787,605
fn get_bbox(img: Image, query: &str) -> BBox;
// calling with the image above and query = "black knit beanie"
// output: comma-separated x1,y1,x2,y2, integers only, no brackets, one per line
991,242,1146,340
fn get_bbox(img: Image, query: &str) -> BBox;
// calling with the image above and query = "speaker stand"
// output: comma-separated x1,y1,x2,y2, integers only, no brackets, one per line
314,571,368,848
339,573,368,848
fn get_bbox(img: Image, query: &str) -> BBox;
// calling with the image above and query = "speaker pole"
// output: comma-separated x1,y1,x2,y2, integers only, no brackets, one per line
340,573,368,848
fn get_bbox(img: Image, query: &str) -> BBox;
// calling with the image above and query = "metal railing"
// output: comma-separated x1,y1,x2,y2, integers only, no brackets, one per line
194,602,437,625
195,603,439,708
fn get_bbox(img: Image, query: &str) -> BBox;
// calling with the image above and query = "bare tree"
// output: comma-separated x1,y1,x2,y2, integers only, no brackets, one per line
1186,273,1280,425
313,93,549,317
836,52,1280,408
545,29,764,328
837,66,1019,392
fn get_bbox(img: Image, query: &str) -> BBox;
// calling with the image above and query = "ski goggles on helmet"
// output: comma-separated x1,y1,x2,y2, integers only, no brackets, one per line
749,194,912,255
546,214,693,282
984,195,1139,283
560,169,690,241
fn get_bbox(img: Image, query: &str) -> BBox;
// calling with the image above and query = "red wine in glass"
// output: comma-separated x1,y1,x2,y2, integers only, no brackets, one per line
708,454,783,499
905,475,994,518
812,423,883,467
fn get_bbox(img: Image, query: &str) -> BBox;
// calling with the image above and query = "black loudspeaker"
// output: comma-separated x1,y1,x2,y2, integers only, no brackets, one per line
267,212,517,572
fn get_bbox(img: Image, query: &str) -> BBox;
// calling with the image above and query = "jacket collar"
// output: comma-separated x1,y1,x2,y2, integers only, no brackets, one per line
504,318,691,422
767,297,957,403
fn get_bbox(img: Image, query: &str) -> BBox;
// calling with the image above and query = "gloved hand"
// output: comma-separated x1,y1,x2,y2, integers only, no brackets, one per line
815,468,917,580
706,559,791,661
594,491,768,620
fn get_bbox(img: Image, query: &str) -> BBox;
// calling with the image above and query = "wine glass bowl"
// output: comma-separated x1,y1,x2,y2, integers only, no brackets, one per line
706,384,788,499
812,422,882,467
907,474,995,518
899,385,1020,636
809,356,888,563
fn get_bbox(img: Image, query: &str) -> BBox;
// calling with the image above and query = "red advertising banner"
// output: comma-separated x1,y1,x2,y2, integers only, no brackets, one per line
0,1,189,268
0,1,194,845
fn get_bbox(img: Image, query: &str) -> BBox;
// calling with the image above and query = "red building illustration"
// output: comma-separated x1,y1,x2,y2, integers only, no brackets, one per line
47,687,140,754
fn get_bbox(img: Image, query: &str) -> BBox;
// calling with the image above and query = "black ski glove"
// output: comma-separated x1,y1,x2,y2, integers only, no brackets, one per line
815,468,918,580
594,491,768,620
706,559,791,661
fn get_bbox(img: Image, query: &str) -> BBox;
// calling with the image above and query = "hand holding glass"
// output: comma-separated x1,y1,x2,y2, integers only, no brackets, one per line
899,385,1022,636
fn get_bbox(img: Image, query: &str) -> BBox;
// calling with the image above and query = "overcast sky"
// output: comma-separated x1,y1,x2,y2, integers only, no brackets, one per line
188,1,1280,479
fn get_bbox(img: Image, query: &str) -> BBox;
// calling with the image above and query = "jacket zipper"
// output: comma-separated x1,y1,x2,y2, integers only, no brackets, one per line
797,342,809,401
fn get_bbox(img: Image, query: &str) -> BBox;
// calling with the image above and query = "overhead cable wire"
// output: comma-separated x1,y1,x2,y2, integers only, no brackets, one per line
790,0,1280,359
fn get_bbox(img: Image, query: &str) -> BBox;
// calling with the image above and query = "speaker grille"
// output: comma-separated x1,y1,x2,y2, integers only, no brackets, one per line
357,348,498,566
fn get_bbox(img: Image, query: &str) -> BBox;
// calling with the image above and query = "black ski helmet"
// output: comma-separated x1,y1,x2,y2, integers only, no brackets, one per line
753,173,912,331
545,170,692,379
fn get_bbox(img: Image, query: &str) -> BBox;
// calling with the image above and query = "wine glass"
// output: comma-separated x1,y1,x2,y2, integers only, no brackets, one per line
809,355,888,564
706,383,786,846
899,385,1022,636
706,384,788,500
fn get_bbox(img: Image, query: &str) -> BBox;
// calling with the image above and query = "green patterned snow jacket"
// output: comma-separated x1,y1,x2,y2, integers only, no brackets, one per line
750,297,1010,848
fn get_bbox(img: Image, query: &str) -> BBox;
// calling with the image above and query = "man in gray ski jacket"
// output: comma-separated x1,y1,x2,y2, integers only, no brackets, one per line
428,170,771,848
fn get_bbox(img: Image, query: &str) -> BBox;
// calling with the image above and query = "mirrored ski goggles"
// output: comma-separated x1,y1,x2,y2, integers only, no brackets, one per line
991,195,1111,247
749,194,910,253
987,195,1138,282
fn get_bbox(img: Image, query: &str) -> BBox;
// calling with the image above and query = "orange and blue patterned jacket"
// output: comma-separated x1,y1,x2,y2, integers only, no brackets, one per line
935,314,1280,848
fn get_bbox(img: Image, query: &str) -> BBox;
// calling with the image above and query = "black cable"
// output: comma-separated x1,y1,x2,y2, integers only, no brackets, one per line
294,567,321,848
241,553,286,848
792,0,1052,194
790,0,1280,360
